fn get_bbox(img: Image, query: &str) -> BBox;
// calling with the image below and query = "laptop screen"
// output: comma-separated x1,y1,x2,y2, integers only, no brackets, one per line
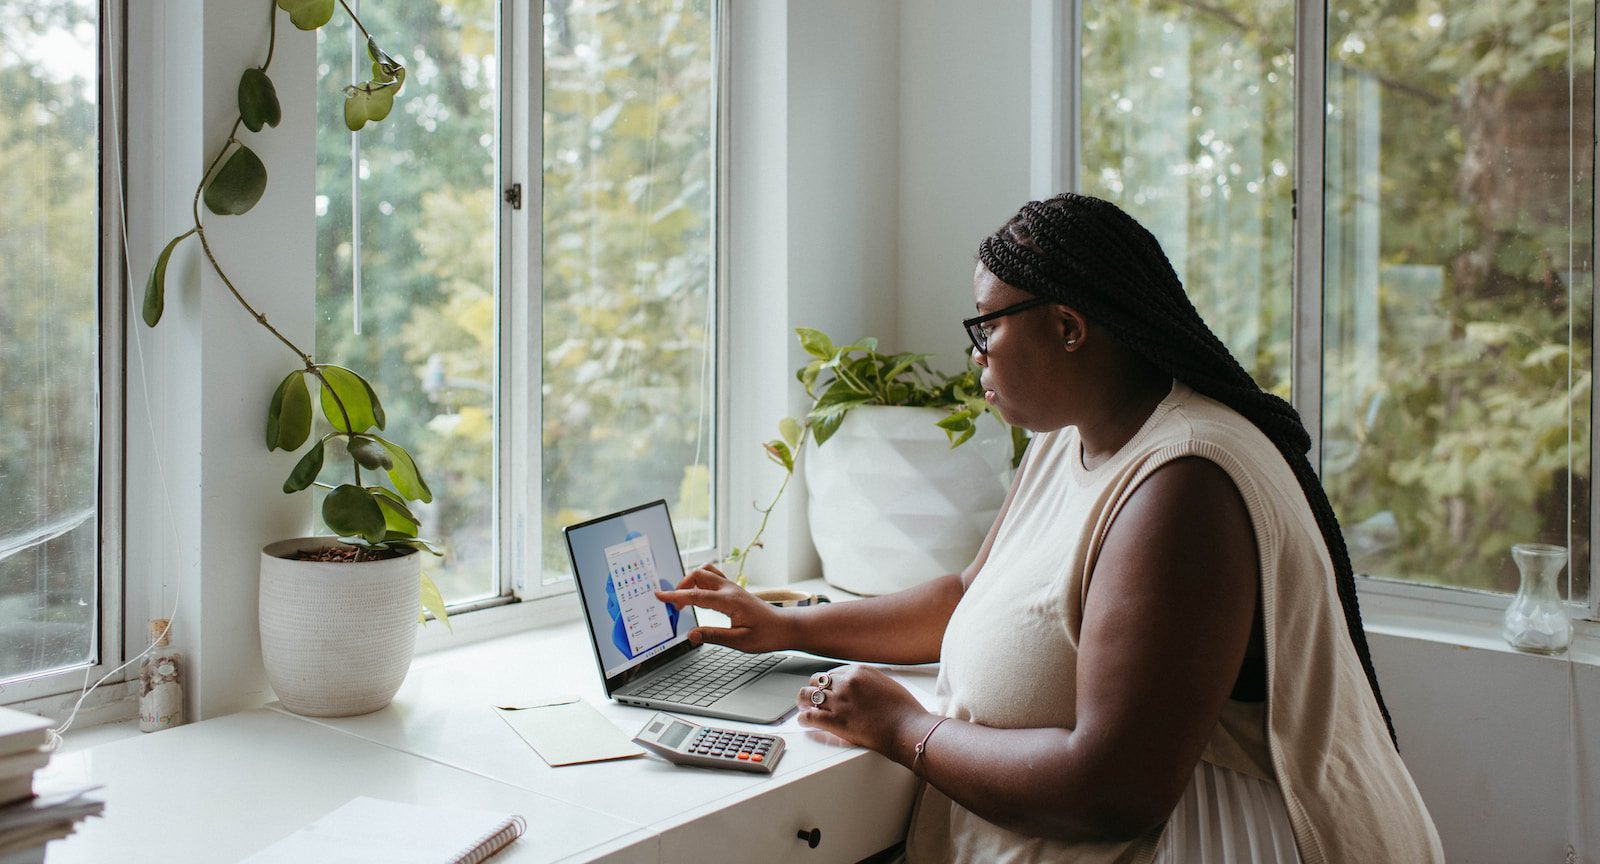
564,500,700,682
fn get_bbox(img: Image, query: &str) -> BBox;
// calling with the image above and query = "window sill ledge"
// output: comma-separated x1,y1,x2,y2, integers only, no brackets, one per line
1357,579,1600,667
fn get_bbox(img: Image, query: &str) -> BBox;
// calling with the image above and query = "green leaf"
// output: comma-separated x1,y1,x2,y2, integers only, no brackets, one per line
372,436,433,503
779,417,802,450
367,37,403,81
323,484,387,544
763,440,794,472
142,231,191,327
947,425,976,448
812,411,845,447
238,68,281,133
276,0,335,30
343,80,400,131
266,371,312,451
203,144,268,216
935,413,972,433
348,434,394,471
282,439,325,493
795,327,835,360
419,571,451,630
317,365,382,433
883,352,930,382
372,487,420,536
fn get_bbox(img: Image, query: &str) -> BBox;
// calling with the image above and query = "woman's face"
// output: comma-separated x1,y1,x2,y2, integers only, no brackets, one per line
970,265,1077,433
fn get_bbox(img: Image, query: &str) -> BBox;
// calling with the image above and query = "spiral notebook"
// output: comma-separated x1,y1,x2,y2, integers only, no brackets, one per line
242,797,526,864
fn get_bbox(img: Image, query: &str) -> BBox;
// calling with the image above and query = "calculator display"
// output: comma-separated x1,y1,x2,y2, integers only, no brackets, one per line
660,720,693,748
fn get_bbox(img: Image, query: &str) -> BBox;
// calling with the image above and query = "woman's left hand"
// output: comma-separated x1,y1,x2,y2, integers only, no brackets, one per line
797,666,934,759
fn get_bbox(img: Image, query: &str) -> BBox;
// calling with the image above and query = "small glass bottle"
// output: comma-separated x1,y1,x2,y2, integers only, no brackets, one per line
1501,543,1573,655
138,618,185,732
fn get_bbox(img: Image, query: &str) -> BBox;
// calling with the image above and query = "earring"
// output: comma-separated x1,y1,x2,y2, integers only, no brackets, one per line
1064,338,1077,348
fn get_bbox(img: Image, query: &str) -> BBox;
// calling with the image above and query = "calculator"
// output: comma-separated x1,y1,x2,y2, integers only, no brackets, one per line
632,712,785,773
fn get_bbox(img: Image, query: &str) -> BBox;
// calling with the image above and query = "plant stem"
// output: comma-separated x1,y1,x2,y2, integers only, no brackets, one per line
733,428,808,586
263,0,280,68
338,0,374,42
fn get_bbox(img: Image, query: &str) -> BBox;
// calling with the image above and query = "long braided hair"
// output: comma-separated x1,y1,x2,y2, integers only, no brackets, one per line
978,192,1397,748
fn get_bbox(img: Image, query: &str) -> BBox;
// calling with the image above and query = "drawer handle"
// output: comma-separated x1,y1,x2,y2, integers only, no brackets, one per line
796,827,822,849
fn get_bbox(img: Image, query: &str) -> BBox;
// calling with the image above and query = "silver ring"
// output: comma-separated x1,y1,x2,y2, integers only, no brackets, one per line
816,673,832,691
810,689,827,706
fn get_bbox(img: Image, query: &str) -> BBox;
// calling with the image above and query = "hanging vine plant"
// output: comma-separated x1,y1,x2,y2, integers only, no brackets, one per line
141,0,447,624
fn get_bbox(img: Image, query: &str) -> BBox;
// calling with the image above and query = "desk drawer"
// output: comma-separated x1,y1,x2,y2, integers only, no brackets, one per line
657,753,916,864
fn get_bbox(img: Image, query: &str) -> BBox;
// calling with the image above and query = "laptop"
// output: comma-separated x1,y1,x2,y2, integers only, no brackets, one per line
563,500,838,724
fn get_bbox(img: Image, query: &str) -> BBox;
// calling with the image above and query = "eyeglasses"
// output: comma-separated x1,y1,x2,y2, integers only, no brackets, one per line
962,297,1049,354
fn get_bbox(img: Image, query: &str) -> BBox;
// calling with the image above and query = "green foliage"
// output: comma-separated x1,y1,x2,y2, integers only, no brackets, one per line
725,328,1027,586
135,1,443,625
1082,0,1594,594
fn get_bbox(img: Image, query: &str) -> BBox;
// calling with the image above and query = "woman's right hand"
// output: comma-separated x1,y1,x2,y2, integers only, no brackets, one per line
654,563,800,654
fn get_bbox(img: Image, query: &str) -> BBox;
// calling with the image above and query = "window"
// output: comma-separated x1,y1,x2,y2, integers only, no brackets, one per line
1079,0,1594,606
1321,0,1593,601
1080,0,1296,398
0,0,111,688
315,0,719,608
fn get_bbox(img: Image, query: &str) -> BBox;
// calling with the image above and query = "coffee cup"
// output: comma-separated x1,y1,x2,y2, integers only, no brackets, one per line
752,588,831,608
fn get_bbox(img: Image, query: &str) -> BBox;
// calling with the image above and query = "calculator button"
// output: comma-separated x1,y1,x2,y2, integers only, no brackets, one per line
737,752,750,760
751,754,763,762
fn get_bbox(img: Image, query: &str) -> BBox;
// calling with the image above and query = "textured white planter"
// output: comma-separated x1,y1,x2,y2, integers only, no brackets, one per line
804,406,1012,595
259,537,421,717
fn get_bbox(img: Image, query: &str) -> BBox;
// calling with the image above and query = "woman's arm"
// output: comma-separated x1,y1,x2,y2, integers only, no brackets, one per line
799,456,1260,842
659,445,1028,664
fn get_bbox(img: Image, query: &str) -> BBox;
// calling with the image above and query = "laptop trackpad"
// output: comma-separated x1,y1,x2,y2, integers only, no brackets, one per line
714,659,841,723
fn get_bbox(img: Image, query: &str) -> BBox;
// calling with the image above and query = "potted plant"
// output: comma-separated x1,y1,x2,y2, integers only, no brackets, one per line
141,0,448,717
729,328,1027,596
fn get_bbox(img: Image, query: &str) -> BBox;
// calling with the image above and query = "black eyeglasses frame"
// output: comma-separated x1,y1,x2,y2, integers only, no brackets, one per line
962,297,1049,354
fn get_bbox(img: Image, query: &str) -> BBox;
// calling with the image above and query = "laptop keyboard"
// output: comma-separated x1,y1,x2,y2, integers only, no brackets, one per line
632,648,785,707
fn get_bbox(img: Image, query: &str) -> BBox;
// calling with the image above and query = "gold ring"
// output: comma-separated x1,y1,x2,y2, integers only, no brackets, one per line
816,673,832,690
810,689,827,706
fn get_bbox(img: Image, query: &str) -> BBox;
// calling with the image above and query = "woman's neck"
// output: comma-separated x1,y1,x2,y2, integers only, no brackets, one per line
1077,370,1173,470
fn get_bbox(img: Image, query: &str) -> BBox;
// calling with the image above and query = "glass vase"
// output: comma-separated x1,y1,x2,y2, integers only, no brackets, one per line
1501,543,1572,655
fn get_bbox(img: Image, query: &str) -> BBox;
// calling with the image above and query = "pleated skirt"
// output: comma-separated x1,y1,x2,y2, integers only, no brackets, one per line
1152,760,1303,864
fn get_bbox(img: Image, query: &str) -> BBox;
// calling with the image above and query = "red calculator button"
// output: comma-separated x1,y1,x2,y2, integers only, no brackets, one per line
750,754,763,762
737,752,750,760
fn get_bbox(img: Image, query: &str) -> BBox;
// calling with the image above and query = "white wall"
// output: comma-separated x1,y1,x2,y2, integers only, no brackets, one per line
1369,622,1599,862
725,0,1032,585
125,2,317,720
896,0,1032,366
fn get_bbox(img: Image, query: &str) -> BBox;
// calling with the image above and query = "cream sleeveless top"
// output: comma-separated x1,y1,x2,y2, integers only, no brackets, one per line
904,382,1443,864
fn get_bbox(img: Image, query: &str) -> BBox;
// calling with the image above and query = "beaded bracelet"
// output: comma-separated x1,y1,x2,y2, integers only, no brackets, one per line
910,716,949,777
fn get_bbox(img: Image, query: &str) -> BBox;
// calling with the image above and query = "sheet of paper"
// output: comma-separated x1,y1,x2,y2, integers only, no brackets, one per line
494,697,644,767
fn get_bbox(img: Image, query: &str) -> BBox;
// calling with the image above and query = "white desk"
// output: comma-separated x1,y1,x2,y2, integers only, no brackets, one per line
39,601,935,863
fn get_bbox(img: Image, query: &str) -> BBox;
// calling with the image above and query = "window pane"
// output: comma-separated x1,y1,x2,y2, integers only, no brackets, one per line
541,1,717,581
0,0,100,682
1323,2,1594,600
316,4,499,605
1080,0,1296,397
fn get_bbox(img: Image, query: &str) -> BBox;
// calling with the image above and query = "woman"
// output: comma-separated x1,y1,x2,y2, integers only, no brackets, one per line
657,194,1442,863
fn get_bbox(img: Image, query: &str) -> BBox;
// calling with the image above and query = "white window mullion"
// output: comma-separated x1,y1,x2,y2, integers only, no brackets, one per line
1291,0,1326,469
508,0,546,600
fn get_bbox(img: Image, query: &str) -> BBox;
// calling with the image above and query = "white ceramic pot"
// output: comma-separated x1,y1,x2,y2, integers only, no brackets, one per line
804,406,1013,595
259,537,421,717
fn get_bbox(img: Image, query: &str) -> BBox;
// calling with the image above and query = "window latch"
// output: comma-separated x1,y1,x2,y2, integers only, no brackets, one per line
504,183,522,210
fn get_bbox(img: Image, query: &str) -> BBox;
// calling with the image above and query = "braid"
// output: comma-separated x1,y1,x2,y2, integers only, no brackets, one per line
980,193,1398,748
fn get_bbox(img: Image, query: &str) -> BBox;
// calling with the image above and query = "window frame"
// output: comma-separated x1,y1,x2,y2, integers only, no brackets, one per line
1,0,129,708
1059,0,1600,625
396,0,729,627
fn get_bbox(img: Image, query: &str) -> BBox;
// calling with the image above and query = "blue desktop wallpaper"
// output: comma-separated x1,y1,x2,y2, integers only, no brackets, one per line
567,503,694,677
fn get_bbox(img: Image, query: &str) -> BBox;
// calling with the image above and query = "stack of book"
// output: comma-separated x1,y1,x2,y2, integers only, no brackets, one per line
0,707,103,864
